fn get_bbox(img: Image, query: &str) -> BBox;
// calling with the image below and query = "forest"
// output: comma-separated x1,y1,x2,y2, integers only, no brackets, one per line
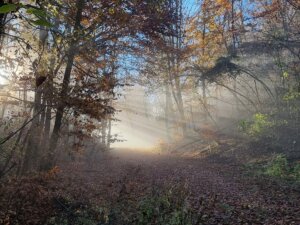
0,0,299,224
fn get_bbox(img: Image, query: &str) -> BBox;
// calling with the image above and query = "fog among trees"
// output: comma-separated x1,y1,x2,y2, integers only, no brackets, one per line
0,0,299,224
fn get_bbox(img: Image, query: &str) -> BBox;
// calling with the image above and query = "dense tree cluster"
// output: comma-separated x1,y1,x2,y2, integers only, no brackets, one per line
0,0,176,175
0,0,299,178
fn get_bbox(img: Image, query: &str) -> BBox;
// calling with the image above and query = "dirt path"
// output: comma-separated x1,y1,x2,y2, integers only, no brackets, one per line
55,148,300,224
1,148,299,224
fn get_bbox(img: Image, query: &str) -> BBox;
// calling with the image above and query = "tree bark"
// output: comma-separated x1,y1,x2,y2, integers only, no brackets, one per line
165,82,172,142
21,85,42,173
107,118,112,149
101,120,107,146
0,0,7,50
47,0,85,168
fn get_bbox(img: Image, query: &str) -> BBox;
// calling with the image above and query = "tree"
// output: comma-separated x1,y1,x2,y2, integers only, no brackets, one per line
42,0,177,169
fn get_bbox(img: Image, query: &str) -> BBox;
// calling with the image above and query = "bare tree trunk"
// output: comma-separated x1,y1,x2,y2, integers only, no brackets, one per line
22,19,49,173
44,98,52,143
0,0,7,51
23,83,27,108
107,118,112,149
231,0,237,56
40,92,46,130
43,52,56,147
22,88,42,173
1,102,6,119
202,79,208,121
165,82,172,142
174,74,186,135
101,120,107,147
167,0,186,136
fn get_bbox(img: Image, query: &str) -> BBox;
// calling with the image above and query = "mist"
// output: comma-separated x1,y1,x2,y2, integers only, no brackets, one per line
0,0,299,224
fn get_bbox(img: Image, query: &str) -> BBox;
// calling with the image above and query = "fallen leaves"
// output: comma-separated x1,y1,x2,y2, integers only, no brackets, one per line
0,150,299,224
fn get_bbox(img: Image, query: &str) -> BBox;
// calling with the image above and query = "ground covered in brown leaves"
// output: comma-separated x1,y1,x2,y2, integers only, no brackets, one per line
1,148,299,225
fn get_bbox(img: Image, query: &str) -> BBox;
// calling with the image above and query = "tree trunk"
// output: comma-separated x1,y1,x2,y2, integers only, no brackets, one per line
22,20,49,173
0,0,7,50
165,82,172,142
1,102,6,119
47,0,85,168
40,92,46,130
101,120,107,147
43,52,56,147
107,118,112,149
21,88,42,173
231,0,237,56
174,74,186,135
202,79,208,121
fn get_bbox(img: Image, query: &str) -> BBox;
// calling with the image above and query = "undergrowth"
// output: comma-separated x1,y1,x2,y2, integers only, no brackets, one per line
244,154,300,183
47,199,108,225
46,184,199,225
136,185,197,225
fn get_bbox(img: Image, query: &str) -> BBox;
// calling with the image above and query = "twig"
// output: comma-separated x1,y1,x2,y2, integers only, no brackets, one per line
0,107,45,146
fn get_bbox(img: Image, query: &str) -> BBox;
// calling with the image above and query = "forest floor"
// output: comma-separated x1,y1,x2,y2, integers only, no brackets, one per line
1,147,300,225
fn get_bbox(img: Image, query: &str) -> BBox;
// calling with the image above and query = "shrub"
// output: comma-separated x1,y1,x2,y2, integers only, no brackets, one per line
264,155,300,181
239,113,274,137
292,163,300,180
265,154,288,178
137,186,196,225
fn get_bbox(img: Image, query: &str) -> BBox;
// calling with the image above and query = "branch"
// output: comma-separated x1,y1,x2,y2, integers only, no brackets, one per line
0,107,45,146
287,0,300,10
237,66,274,98
215,81,259,111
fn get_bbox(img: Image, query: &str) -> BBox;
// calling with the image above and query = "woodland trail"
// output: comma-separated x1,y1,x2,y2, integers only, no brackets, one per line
1,148,299,224
54,148,300,224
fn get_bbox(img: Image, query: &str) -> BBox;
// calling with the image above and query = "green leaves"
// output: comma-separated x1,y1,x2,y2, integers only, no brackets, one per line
0,4,17,14
239,113,274,137
265,154,288,178
32,19,52,27
27,7,53,27
0,3,53,27
26,8,47,18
